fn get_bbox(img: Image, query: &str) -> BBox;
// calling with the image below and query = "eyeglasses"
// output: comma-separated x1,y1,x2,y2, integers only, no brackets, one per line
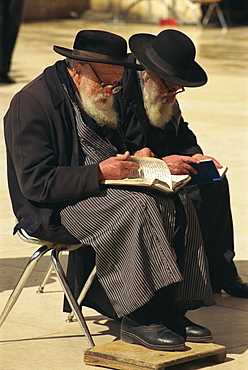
86,63,123,94
160,79,185,96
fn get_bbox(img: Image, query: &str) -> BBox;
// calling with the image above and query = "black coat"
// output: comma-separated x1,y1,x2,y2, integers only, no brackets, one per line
4,61,103,243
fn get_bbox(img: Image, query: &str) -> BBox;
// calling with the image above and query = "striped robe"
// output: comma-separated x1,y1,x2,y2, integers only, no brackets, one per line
60,102,215,317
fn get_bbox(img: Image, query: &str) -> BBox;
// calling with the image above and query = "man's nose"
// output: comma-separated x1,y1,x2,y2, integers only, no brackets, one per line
104,89,113,97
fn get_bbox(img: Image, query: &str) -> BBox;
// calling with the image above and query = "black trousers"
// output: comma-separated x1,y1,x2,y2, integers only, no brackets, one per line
0,0,24,76
186,176,237,291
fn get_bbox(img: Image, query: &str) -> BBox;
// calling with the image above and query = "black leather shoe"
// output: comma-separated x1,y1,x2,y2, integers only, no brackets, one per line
164,315,212,343
121,316,185,351
222,276,248,298
184,319,212,343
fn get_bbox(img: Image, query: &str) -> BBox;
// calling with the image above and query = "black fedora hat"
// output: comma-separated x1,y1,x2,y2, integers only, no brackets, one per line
54,30,143,70
129,29,207,87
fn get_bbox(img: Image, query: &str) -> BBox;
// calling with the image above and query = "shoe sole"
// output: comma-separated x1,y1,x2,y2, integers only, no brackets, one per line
186,335,212,343
121,329,185,351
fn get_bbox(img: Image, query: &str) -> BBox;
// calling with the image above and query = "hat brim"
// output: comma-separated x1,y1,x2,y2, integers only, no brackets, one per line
129,34,207,87
53,46,144,71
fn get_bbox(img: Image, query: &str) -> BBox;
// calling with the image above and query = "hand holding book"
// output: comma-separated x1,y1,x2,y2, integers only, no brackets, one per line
101,155,191,194
98,151,139,181
187,159,228,185
162,153,227,186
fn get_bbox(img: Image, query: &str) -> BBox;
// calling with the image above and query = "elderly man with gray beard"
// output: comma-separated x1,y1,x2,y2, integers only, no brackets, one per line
118,29,248,299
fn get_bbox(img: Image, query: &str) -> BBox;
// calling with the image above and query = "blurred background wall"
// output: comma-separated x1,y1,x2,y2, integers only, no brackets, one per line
22,0,90,21
21,0,248,26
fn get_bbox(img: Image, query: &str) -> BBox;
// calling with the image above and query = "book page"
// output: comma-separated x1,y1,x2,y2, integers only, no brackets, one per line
128,156,172,188
218,166,228,178
171,175,191,190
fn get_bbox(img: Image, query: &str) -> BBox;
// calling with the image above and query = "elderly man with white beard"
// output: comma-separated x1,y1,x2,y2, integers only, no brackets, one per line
4,29,216,351
118,29,248,299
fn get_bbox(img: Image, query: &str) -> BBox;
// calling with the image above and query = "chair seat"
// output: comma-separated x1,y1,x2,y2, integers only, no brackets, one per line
191,0,222,3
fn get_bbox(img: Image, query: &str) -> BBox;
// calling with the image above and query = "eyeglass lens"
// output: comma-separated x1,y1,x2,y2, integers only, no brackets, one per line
161,79,185,95
87,64,122,94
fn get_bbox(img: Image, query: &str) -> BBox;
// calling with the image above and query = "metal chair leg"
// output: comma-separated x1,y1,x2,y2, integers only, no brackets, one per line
202,3,228,32
51,247,95,348
202,3,215,26
36,262,54,293
66,265,97,323
0,244,52,327
215,3,228,31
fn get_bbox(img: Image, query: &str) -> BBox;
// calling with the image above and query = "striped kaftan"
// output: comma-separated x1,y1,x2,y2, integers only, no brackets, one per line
60,101,215,317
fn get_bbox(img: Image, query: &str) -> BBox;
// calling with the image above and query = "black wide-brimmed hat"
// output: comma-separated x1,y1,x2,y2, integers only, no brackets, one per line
54,30,143,70
129,29,207,86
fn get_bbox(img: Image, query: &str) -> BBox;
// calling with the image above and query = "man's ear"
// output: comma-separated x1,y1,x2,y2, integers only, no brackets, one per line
73,63,83,84
142,70,150,84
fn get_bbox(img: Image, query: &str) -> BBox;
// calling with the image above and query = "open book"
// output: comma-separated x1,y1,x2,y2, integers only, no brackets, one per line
101,156,191,194
188,159,228,186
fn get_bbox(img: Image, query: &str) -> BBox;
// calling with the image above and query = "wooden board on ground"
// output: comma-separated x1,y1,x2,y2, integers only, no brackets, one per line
84,340,226,370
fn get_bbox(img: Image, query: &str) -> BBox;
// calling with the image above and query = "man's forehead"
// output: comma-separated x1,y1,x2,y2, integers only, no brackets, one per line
93,62,123,73
149,72,181,88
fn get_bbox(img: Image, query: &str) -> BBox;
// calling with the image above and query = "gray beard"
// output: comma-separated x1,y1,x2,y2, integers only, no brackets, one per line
142,83,174,129
78,89,119,129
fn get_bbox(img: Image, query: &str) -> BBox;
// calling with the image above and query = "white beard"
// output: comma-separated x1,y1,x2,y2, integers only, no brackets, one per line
78,88,119,129
142,80,174,129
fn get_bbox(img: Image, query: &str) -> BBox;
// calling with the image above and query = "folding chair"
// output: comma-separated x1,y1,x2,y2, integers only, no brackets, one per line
185,0,228,32
0,229,96,348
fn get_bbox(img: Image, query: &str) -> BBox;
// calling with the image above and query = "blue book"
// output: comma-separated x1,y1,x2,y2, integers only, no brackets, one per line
188,159,228,186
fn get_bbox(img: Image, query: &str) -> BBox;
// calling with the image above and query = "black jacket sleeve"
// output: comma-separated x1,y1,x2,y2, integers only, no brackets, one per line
4,86,100,204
